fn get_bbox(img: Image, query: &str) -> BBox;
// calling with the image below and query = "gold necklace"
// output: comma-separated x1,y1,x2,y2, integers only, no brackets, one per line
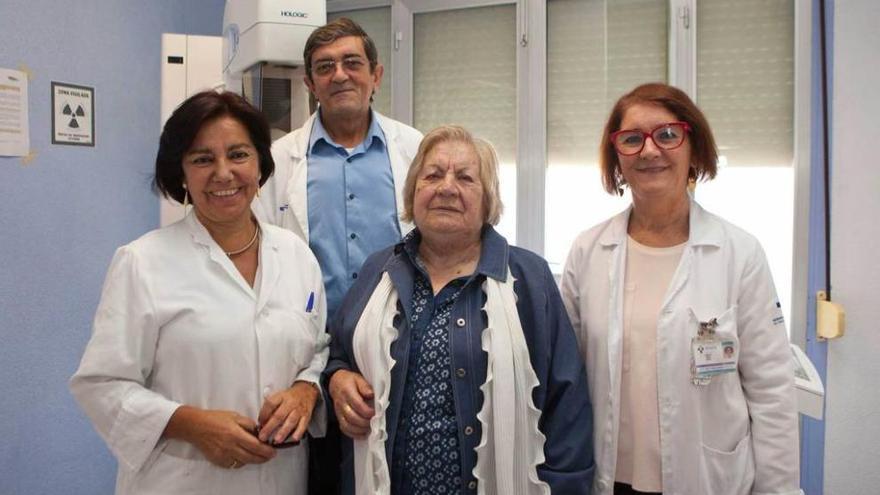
225,225,260,257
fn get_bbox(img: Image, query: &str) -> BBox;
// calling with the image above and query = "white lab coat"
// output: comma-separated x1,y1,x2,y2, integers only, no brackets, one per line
561,200,801,495
70,212,328,495
253,111,424,241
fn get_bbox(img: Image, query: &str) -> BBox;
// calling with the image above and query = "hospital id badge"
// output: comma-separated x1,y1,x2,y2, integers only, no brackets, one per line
691,318,738,385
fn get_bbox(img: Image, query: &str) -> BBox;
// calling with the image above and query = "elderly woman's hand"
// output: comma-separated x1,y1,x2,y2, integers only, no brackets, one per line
257,381,320,445
328,369,375,438
164,406,276,469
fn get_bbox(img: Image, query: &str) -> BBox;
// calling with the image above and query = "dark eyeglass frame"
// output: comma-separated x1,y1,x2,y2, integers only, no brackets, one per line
610,121,692,156
311,56,368,77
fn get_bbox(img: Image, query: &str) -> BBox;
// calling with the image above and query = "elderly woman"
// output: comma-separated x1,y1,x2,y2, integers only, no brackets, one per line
324,125,595,495
561,83,800,495
69,91,328,494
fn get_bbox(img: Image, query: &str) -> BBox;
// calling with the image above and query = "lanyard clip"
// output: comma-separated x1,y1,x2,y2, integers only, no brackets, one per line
698,317,718,337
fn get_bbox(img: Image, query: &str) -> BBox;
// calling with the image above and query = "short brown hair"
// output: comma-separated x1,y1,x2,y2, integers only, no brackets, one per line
600,82,718,195
303,17,379,80
401,125,503,226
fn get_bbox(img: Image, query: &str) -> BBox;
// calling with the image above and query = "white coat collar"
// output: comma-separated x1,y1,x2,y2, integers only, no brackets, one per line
283,109,403,162
183,211,281,309
597,196,723,248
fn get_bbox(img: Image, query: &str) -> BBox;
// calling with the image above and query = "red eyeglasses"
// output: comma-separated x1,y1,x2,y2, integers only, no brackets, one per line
610,122,691,156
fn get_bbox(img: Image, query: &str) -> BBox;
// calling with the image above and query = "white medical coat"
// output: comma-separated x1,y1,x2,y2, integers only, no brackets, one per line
70,212,328,495
253,111,423,241
561,200,801,495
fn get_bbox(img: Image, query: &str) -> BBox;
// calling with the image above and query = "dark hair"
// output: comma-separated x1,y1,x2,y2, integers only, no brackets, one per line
153,91,274,204
599,82,718,195
303,17,379,80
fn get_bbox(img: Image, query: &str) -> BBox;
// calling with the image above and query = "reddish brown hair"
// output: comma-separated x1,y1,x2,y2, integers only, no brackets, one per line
600,83,718,195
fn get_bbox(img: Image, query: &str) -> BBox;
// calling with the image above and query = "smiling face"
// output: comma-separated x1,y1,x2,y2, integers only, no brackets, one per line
182,115,260,231
304,35,382,122
412,140,485,239
617,103,692,203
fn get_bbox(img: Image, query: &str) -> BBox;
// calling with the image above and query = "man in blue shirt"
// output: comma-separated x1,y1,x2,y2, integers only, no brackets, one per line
254,17,423,495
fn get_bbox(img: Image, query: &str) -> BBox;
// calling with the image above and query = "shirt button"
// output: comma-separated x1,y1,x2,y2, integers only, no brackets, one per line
456,318,466,327
262,386,271,397
467,480,477,490
464,426,474,435
348,193,355,200
352,272,358,279
349,233,357,239
456,368,466,378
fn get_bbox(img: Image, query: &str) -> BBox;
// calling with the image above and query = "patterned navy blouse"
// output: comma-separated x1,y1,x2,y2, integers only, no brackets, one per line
393,266,467,494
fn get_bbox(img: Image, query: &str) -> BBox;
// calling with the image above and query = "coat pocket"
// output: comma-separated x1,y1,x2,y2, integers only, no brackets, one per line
700,432,755,495
279,309,319,371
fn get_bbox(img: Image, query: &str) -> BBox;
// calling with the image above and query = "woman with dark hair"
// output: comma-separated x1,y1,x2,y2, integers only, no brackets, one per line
561,83,801,495
70,91,328,494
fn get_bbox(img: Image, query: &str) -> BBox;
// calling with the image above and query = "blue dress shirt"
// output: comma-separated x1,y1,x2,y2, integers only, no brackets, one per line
307,110,401,318
325,227,596,495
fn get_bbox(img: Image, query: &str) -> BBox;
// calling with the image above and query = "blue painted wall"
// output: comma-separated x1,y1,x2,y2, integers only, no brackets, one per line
0,1,225,493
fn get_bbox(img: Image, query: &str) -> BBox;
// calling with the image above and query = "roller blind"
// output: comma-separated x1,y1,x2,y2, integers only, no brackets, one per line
697,0,794,167
548,0,668,166
413,5,517,163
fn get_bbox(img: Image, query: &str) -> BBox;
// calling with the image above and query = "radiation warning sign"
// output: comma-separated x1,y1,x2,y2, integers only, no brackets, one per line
51,82,94,146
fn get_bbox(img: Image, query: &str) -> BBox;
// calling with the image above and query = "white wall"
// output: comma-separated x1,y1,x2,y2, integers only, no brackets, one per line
825,0,880,492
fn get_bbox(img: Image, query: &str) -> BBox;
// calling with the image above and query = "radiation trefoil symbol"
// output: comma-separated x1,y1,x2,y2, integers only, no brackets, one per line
62,102,86,129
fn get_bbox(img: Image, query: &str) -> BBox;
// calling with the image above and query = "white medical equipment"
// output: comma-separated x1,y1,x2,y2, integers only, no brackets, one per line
791,343,825,420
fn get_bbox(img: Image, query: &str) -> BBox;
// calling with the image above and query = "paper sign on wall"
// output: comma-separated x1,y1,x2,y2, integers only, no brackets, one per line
0,68,30,157
51,81,94,146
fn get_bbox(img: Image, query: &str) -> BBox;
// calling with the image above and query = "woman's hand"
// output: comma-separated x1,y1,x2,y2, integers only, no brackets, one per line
164,406,275,469
328,370,375,439
257,381,320,445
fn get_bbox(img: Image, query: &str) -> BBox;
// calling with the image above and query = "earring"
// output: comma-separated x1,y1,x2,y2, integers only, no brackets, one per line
256,177,261,198
687,167,697,193
182,184,189,213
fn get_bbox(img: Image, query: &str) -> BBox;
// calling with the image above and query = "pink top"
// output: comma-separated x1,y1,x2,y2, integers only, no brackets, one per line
616,235,685,492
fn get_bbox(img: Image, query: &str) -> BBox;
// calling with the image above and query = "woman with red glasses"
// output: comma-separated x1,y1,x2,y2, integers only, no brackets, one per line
561,83,801,495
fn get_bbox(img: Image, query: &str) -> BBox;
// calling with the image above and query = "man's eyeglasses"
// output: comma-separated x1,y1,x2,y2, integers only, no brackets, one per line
311,56,368,77
611,122,691,156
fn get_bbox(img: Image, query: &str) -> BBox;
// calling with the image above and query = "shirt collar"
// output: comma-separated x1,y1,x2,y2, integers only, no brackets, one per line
399,225,510,283
309,108,386,153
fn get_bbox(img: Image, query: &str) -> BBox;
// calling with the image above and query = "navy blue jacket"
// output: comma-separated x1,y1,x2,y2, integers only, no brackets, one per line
325,227,595,494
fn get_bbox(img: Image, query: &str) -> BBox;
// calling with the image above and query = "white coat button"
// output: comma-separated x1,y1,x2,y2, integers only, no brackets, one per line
467,480,477,490
597,479,608,491
456,318,466,327
262,386,271,397
261,308,269,317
